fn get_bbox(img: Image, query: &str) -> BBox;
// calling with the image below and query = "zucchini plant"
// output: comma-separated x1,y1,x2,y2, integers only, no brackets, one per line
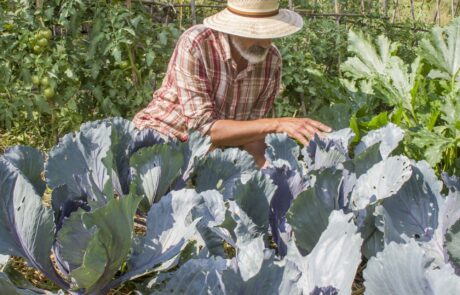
342,18,460,176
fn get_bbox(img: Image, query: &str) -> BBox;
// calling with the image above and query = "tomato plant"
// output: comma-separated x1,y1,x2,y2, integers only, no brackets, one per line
0,0,180,149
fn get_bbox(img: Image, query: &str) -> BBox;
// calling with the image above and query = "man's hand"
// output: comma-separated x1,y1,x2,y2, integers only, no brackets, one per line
274,117,332,146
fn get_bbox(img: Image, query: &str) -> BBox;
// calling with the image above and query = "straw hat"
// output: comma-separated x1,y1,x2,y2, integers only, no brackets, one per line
203,0,303,39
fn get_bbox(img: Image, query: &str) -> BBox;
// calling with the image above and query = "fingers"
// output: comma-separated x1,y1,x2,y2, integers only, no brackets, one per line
296,126,314,142
276,117,332,146
291,130,309,146
293,128,321,146
302,123,322,139
304,118,332,132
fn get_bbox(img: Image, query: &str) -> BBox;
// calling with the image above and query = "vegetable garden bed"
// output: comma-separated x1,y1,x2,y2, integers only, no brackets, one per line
0,118,459,294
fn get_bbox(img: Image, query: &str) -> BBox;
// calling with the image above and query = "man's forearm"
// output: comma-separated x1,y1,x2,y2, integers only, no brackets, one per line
208,119,279,147
208,117,332,148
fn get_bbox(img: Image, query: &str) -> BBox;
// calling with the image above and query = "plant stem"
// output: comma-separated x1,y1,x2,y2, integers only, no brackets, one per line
127,44,142,85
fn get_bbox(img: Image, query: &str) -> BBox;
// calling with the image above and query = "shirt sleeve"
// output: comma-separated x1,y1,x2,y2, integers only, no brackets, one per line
174,37,217,135
249,59,282,120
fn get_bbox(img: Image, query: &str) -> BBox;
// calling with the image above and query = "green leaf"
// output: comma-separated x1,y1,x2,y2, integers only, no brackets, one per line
286,211,363,294
47,118,137,221
420,18,460,82
111,47,122,62
70,229,106,288
146,51,155,67
56,208,95,273
363,112,388,130
441,95,460,125
194,148,256,199
70,194,142,293
312,103,352,131
342,31,396,79
287,188,331,253
122,28,136,36
0,158,68,289
411,129,454,166
2,146,46,196
130,144,184,208
343,30,422,112
427,109,440,131
351,156,413,210
150,257,227,294
34,97,52,114
349,115,361,143
265,133,301,170
1,261,46,293
233,172,276,230
391,107,404,125
158,31,168,46
0,273,41,295
130,15,143,28
106,189,218,291
364,240,460,295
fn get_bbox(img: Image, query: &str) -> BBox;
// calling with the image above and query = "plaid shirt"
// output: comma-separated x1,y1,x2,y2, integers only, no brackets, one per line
133,24,282,141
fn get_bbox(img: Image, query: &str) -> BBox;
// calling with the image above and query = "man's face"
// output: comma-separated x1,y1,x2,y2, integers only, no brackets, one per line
230,35,272,64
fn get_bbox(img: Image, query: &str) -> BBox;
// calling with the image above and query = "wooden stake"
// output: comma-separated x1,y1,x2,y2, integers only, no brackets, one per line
300,93,307,117
383,0,388,18
434,0,441,25
410,0,415,23
335,0,341,76
392,0,399,24
191,0,197,25
180,0,184,29
452,0,455,19
36,0,43,10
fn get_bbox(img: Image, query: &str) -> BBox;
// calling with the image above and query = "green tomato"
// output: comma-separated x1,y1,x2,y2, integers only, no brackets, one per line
37,30,45,38
44,88,55,100
41,29,52,40
40,77,50,87
33,45,43,54
32,75,40,85
119,61,129,69
37,38,48,47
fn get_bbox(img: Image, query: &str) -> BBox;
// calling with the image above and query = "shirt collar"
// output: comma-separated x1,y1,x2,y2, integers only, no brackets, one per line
218,31,233,61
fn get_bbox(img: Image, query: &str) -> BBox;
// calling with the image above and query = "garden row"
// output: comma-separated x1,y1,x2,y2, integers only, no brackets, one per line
0,118,459,294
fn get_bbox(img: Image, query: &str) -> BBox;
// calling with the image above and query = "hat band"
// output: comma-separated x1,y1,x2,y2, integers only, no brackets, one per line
227,6,279,18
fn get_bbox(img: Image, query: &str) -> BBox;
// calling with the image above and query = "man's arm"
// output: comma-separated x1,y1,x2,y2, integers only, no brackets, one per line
209,117,332,147
208,117,331,168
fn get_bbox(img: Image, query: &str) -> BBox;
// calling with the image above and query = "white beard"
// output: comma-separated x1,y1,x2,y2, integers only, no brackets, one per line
231,36,269,64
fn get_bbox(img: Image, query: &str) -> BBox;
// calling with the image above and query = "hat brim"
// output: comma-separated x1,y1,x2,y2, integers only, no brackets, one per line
203,8,303,39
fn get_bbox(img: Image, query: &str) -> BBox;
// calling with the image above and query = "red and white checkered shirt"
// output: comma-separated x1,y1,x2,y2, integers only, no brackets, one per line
133,24,282,141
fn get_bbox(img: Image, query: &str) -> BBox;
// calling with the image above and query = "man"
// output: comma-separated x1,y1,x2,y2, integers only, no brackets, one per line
133,0,331,167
